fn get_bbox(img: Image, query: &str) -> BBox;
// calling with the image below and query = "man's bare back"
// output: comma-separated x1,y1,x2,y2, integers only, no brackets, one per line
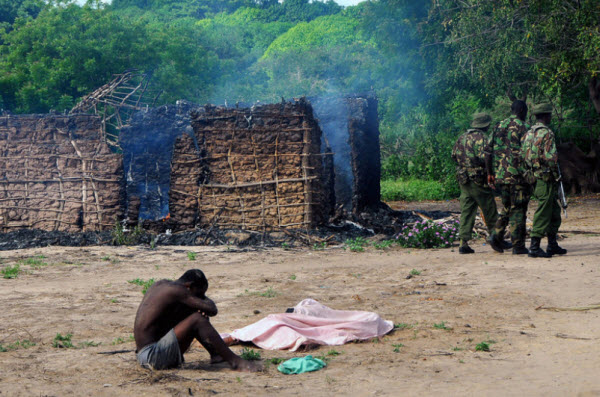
133,269,262,372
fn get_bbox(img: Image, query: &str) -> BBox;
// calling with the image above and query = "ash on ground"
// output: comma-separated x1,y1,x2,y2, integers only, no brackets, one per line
0,206,455,251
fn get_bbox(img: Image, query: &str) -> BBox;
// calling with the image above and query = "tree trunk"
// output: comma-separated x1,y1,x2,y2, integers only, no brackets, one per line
589,76,600,114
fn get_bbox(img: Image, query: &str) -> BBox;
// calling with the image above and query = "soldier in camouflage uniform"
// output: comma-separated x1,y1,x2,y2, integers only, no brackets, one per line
452,113,503,254
521,103,567,258
488,100,531,255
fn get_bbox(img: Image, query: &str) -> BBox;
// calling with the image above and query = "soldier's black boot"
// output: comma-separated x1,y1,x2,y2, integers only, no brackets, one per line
459,241,474,254
547,234,567,255
512,245,529,255
528,237,552,258
488,234,504,253
501,240,513,249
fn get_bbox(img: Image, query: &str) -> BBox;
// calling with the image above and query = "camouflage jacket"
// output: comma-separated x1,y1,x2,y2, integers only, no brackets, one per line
521,123,560,182
489,116,530,184
452,128,491,185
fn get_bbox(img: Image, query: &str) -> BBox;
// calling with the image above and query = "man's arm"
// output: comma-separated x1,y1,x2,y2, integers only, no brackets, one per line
173,286,218,316
542,130,560,181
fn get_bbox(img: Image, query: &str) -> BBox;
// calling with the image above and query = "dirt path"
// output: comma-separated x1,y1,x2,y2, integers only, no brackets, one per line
1,197,599,396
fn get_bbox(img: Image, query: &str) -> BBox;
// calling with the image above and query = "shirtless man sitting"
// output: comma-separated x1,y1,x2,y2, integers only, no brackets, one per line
133,269,262,372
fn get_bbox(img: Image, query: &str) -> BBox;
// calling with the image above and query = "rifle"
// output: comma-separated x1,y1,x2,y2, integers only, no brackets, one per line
556,164,568,218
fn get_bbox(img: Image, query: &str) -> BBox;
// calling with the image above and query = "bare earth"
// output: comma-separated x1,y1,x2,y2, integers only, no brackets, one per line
1,197,599,397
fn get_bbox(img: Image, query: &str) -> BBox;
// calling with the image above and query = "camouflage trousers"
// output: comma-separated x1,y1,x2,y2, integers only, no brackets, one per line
531,180,562,238
494,184,532,248
458,180,498,243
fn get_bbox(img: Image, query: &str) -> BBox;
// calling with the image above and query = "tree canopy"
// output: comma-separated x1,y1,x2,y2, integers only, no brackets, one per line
0,0,598,192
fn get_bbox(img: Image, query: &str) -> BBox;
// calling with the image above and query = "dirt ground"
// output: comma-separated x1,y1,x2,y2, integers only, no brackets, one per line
1,196,599,397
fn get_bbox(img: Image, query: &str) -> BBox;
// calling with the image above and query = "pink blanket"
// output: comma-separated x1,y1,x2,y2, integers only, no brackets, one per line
221,299,394,351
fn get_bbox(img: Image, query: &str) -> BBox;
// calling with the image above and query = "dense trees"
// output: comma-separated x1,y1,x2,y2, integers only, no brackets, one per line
0,0,598,193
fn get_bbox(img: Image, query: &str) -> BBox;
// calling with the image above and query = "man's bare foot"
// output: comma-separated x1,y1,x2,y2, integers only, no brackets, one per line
210,355,225,364
230,358,263,372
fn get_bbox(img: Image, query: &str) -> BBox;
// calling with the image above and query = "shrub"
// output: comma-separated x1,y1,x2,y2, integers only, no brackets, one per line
395,220,459,249
381,179,457,202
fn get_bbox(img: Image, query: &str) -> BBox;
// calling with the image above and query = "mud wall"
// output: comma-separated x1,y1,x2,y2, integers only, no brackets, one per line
0,114,123,232
119,102,196,224
169,100,331,231
311,94,381,214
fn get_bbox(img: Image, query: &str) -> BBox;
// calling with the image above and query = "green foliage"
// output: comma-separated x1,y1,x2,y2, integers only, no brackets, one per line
128,278,156,294
373,240,394,250
475,341,491,352
381,179,456,202
243,287,278,298
315,349,342,363
395,220,459,249
20,255,47,269
433,322,450,330
240,347,261,361
393,323,412,330
52,333,74,349
409,269,421,276
312,242,326,250
344,237,369,252
111,223,145,246
0,339,36,352
112,334,135,345
1,264,21,279
0,0,597,192
187,251,197,261
392,343,404,353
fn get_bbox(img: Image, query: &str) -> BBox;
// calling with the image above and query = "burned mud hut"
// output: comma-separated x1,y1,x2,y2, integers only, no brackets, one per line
0,113,122,233
169,99,333,231
0,93,393,247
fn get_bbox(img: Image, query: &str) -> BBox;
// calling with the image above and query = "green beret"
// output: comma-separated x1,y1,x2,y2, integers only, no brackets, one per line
470,112,492,128
532,103,553,115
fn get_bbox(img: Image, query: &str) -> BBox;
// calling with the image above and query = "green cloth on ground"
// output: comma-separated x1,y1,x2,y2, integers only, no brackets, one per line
277,355,327,374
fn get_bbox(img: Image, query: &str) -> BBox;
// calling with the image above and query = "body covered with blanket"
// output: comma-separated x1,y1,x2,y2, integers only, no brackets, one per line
222,299,394,351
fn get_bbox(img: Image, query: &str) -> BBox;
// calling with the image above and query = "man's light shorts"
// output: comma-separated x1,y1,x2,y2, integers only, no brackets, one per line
137,329,183,370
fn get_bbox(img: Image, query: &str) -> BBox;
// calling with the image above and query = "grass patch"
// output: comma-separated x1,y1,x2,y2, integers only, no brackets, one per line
289,274,296,281
52,333,74,349
475,340,496,352
381,178,455,202
1,264,21,279
20,255,48,269
394,323,412,330
373,240,394,250
240,347,261,361
128,278,156,294
267,357,285,365
409,269,421,276
392,343,404,352
315,349,342,362
433,321,451,330
112,335,135,345
312,242,326,250
0,339,36,352
187,251,197,261
344,237,369,252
